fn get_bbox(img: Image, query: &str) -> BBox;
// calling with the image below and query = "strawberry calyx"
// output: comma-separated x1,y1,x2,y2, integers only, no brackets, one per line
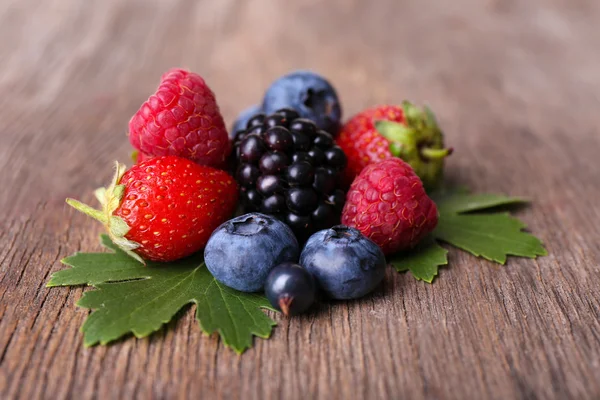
375,101,452,189
66,162,145,265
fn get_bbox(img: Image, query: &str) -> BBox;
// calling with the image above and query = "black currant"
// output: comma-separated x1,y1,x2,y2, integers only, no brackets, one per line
265,262,316,316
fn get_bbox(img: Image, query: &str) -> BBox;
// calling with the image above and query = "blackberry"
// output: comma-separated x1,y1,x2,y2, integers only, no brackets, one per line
233,108,347,242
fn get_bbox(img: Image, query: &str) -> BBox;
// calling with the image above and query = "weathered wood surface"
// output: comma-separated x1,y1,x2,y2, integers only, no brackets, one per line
1,0,599,398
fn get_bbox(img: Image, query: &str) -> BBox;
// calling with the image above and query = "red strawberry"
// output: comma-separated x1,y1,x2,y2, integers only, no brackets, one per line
336,102,452,189
67,156,238,263
129,68,230,169
341,158,438,255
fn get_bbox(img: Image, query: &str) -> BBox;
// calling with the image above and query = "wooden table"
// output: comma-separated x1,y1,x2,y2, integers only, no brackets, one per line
1,0,599,398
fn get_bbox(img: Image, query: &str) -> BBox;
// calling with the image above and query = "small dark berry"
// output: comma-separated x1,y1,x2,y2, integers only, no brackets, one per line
262,194,286,213
286,161,315,186
312,167,336,194
236,164,261,187
326,189,346,210
324,146,347,169
265,262,316,316
289,118,317,138
263,113,288,129
264,127,294,152
313,131,334,149
259,152,290,174
292,152,312,163
242,189,262,211
312,202,334,221
286,212,313,232
291,131,311,151
286,188,318,214
257,175,285,196
239,135,266,163
307,147,325,166
246,113,266,130
276,108,300,121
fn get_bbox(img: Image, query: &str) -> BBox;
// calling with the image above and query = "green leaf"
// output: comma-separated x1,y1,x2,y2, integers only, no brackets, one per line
47,235,276,353
389,237,448,282
433,213,547,264
433,192,528,214
391,190,546,283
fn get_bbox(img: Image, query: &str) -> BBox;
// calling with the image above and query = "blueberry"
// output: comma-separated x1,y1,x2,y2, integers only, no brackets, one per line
204,213,300,292
300,226,386,299
262,71,342,134
230,105,262,139
265,262,316,316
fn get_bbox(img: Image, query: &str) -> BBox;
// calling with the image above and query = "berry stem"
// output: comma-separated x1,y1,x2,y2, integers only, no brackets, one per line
278,295,294,317
420,147,453,160
66,198,107,224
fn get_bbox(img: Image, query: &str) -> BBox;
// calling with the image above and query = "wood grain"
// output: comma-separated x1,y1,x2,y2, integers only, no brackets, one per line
1,0,599,398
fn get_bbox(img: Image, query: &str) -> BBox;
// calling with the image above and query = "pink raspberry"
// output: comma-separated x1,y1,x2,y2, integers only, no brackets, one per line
128,68,230,168
341,158,438,255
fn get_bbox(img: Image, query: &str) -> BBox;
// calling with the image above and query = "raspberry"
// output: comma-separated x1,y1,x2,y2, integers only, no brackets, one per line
341,158,438,255
128,69,230,168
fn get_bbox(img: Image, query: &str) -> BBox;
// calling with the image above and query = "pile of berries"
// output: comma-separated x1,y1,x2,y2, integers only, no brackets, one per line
67,67,452,316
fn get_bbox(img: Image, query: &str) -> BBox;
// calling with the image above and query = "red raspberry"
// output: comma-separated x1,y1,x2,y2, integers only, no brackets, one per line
128,69,230,168
341,158,438,255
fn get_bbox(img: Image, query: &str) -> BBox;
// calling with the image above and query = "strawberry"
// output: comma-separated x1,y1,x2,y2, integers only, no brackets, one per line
67,156,238,263
336,102,452,189
128,68,231,169
341,158,438,255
